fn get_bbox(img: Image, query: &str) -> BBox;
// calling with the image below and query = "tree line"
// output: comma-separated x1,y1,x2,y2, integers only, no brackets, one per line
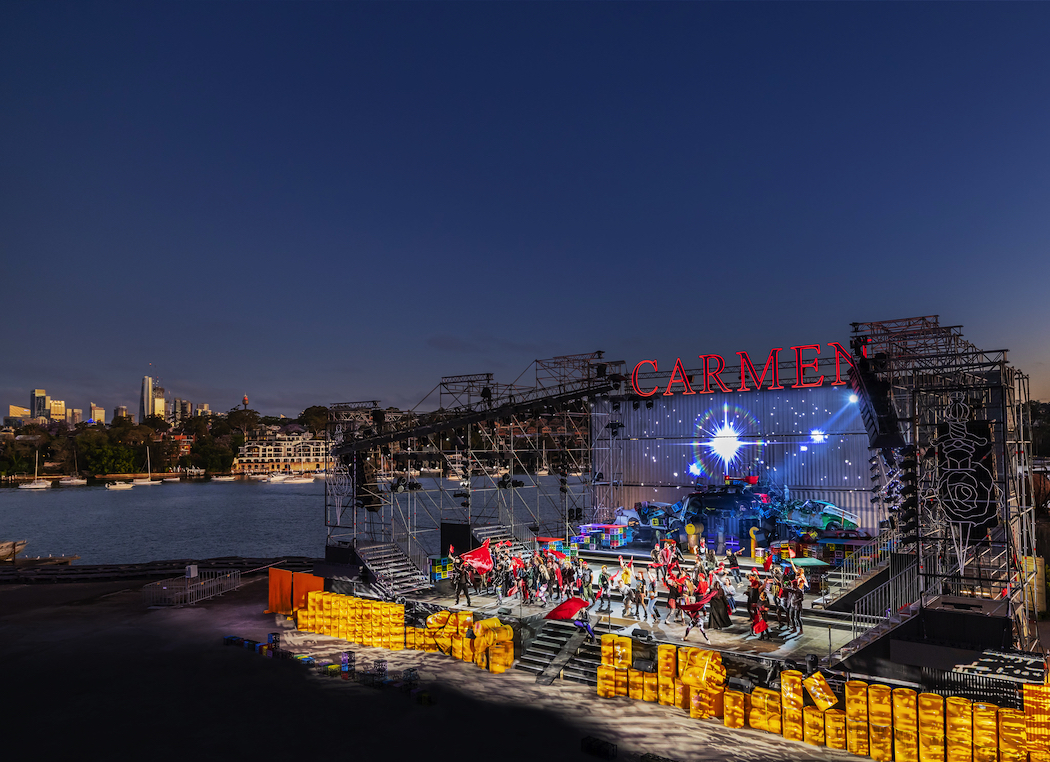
0,405,330,477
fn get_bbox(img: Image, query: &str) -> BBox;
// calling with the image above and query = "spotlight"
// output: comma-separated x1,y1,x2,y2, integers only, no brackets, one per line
849,394,859,404
645,399,654,410
612,401,620,411
511,479,524,488
632,401,640,411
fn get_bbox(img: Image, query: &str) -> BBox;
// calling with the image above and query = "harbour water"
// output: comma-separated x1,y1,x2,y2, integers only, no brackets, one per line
0,480,329,564
0,476,597,565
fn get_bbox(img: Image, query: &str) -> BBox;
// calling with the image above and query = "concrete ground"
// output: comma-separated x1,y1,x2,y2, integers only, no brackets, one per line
0,576,858,762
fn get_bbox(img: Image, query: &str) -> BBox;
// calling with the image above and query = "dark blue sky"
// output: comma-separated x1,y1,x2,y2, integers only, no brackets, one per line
3,2,1049,416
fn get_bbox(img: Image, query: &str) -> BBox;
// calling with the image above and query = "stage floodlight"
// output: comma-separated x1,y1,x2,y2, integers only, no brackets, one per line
645,399,654,409
632,400,640,410
849,394,859,404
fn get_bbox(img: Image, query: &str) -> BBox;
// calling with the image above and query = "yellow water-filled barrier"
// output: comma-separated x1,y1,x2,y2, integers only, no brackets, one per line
945,696,973,762
723,690,747,729
997,708,1026,762
803,705,826,746
972,703,998,762
918,693,945,762
825,708,846,750
803,671,838,712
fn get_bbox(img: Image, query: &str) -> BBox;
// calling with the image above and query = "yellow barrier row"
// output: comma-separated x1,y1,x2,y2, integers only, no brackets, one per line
295,593,514,675
594,639,1049,761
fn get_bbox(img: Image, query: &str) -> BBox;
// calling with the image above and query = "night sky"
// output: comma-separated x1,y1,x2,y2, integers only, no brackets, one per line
3,2,1049,417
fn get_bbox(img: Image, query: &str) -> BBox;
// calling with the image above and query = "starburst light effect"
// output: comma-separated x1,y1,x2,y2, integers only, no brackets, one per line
691,404,764,478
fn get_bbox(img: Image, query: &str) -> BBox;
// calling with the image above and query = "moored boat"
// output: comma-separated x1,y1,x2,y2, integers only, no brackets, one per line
106,481,134,490
18,452,50,490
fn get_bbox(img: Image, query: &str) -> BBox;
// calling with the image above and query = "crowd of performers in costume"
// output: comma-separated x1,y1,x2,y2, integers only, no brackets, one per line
449,539,811,643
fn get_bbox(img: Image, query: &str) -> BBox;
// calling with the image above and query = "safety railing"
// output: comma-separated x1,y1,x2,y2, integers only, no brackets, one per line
142,570,241,606
826,525,900,601
851,567,920,639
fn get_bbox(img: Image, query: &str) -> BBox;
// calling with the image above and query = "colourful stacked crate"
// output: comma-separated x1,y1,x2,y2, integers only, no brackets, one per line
431,556,452,582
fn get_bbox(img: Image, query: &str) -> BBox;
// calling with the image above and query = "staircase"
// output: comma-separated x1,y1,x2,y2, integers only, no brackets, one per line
563,637,602,686
472,523,536,559
356,543,431,598
829,567,921,665
514,620,580,677
819,526,900,608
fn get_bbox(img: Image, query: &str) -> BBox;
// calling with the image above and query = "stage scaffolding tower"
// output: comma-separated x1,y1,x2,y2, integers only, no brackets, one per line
850,316,1039,651
325,354,624,568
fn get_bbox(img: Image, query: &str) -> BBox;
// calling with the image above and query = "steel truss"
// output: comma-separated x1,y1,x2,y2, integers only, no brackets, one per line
851,316,1039,652
324,354,625,567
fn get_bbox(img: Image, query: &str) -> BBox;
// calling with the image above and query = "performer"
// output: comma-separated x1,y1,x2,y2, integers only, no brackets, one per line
617,555,634,592
682,604,711,642
597,565,612,613
573,606,597,644
726,549,741,583
661,570,682,626
707,580,733,630
452,554,471,607
746,570,764,617
642,568,657,622
650,543,665,583
785,578,804,635
750,602,771,640
621,584,642,620
720,572,737,614
580,561,595,607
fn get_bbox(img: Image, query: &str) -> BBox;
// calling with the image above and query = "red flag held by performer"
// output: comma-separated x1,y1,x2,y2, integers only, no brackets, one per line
459,537,494,574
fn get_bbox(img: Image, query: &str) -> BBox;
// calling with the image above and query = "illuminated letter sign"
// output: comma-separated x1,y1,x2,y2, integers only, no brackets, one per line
791,344,824,388
631,360,659,397
699,354,732,394
737,348,784,391
828,342,855,386
663,358,695,395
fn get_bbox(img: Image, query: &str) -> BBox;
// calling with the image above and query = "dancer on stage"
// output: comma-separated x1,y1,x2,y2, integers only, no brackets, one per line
682,602,711,642
750,601,771,640
726,548,741,583
597,565,612,613
707,579,733,630
580,561,595,607
452,554,471,607
643,567,659,623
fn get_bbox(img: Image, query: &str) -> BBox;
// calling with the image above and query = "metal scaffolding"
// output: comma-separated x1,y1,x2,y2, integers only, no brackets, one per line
324,353,624,568
850,315,1039,651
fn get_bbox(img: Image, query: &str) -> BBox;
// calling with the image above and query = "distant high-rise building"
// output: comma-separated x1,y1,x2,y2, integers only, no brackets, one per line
89,403,106,424
114,405,130,422
68,409,82,425
49,399,66,422
9,405,30,418
139,376,153,423
171,398,193,422
30,389,49,419
194,403,212,417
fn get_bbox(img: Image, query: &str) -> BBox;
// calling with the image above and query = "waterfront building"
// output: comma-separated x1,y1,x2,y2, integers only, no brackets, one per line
67,408,82,425
30,389,49,419
232,428,331,473
89,403,106,424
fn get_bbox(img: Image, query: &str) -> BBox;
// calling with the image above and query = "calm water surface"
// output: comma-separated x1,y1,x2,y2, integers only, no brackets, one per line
0,480,328,564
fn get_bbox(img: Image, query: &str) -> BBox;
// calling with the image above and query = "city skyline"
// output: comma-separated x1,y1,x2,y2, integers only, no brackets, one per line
2,3,1048,416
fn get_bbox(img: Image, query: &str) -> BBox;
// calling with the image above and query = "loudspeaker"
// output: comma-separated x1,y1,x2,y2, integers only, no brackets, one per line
849,355,906,450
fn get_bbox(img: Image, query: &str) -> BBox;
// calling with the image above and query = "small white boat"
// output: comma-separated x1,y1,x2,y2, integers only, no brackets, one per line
18,453,50,490
162,477,181,483
106,481,134,490
60,450,87,485
133,449,162,485
267,473,288,483
283,475,313,484
247,472,268,480
211,475,236,482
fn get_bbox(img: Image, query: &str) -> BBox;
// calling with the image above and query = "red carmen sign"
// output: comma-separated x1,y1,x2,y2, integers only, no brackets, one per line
630,343,857,397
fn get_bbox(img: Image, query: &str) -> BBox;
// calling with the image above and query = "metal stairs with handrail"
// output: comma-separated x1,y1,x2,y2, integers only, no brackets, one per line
356,543,431,598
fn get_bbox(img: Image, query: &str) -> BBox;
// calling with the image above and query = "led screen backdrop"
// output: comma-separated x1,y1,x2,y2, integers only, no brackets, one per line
593,384,881,532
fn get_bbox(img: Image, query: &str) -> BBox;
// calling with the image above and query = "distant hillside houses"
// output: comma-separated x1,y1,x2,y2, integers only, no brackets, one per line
233,427,331,473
